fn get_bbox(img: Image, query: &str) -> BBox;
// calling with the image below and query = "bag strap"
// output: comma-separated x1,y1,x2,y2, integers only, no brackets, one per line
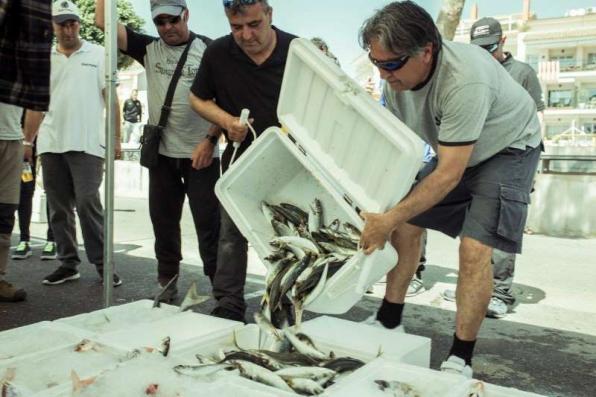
157,32,196,128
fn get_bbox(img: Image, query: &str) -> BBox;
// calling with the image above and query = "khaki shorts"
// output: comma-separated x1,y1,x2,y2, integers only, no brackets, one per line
0,140,22,204
408,145,541,254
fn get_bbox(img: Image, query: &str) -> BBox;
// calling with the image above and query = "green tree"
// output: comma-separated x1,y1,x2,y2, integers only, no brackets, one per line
72,0,144,69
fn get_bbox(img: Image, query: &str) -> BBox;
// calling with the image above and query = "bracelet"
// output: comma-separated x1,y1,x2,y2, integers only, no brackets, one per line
23,141,33,147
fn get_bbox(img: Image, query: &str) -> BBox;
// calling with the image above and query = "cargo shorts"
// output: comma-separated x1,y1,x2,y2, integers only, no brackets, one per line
408,144,541,254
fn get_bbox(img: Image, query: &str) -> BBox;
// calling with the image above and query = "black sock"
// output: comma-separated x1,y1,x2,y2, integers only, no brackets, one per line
376,299,404,329
448,334,476,366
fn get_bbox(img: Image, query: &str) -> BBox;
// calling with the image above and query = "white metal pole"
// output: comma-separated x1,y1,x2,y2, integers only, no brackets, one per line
103,0,118,308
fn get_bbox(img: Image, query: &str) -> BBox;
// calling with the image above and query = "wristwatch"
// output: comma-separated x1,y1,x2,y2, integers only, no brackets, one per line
205,134,218,146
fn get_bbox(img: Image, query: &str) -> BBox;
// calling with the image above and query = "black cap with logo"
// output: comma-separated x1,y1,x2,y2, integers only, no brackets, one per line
470,17,503,46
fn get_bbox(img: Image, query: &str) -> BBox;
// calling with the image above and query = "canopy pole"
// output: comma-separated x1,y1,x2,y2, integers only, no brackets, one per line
103,0,118,308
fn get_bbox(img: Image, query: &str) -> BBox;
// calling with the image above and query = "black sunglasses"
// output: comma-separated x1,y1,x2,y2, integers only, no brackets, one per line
223,0,258,8
481,43,499,54
153,12,183,27
368,53,410,72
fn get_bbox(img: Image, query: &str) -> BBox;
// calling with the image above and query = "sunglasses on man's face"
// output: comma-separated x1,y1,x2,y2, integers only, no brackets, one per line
481,43,499,54
368,53,410,72
223,0,258,8
153,13,182,27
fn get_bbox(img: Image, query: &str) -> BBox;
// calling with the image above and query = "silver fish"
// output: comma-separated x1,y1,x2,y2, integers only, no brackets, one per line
283,329,328,360
308,199,323,233
254,311,284,341
229,359,293,392
179,281,210,312
286,378,325,395
275,366,336,382
174,363,233,377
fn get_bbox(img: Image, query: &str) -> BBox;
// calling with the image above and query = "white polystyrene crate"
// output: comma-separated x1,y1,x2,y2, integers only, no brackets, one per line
95,311,243,353
0,339,126,396
215,38,424,314
327,357,468,397
0,321,90,362
301,316,431,367
55,299,180,335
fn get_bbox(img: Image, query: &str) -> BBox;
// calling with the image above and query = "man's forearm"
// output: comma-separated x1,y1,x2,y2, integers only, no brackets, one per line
386,169,460,228
190,95,233,130
23,110,43,142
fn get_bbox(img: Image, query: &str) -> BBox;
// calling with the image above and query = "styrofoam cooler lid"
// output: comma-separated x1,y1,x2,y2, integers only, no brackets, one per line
277,38,425,213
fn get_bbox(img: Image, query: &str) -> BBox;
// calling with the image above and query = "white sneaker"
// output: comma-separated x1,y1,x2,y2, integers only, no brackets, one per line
406,276,425,297
363,313,405,333
440,355,473,379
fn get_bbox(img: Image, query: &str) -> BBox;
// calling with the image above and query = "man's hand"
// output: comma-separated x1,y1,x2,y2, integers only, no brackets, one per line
191,139,214,170
23,145,33,163
225,115,253,143
114,140,122,160
359,211,397,255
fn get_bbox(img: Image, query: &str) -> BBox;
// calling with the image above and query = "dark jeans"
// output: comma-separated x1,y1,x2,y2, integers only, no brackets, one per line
492,249,515,304
148,155,220,284
41,152,104,269
18,152,54,242
212,208,247,315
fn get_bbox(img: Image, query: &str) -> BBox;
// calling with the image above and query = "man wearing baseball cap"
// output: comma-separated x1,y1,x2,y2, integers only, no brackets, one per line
22,0,122,287
440,16,545,319
95,0,221,302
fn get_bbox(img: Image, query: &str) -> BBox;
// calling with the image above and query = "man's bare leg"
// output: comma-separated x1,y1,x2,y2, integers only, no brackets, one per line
385,222,425,304
455,236,493,340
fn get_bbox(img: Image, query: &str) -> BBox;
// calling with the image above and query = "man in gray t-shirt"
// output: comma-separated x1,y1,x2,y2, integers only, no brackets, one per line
440,17,545,319
0,103,27,302
358,1,541,377
95,0,221,300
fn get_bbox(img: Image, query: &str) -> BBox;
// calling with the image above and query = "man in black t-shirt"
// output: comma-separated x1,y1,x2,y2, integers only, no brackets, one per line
96,0,221,302
122,89,142,143
190,0,297,323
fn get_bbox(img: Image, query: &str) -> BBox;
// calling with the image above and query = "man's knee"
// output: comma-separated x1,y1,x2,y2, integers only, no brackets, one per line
459,237,492,276
390,223,424,248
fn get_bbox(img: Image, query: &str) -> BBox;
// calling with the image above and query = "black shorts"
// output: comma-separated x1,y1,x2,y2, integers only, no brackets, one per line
408,145,541,254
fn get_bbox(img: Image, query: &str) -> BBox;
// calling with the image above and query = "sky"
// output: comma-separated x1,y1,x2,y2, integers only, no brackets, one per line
128,0,596,74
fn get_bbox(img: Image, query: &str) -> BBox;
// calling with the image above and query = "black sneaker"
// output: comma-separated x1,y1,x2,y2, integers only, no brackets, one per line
42,267,80,285
210,306,246,323
100,273,123,287
11,241,32,260
40,241,57,260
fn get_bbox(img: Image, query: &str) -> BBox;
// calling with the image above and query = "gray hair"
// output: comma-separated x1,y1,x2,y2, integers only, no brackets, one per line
226,0,271,16
359,1,442,57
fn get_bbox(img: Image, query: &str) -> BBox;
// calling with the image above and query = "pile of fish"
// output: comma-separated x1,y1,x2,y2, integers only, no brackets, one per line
174,313,367,395
260,199,362,326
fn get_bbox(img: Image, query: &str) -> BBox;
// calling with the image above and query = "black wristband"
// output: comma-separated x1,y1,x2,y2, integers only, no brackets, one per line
205,134,218,145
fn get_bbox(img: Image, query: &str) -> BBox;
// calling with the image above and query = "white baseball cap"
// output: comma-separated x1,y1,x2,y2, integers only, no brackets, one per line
52,0,80,24
151,0,187,19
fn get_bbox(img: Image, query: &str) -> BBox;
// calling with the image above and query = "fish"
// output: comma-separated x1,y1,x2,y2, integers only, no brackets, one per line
256,350,319,367
271,219,293,237
272,236,320,254
286,378,325,395
283,329,328,360
320,357,365,373
468,381,485,397
153,274,178,308
174,363,233,377
71,370,96,394
222,350,285,371
308,199,323,233
229,359,293,392
254,311,284,341
275,366,336,382
375,380,420,397
280,203,309,225
74,339,100,353
145,383,159,395
179,281,210,312
160,337,171,357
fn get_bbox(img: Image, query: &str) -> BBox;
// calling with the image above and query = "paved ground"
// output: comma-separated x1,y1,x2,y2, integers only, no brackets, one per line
1,196,595,396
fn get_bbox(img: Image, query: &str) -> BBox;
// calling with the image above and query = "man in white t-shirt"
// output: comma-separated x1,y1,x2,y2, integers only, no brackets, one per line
23,1,122,287
358,1,541,377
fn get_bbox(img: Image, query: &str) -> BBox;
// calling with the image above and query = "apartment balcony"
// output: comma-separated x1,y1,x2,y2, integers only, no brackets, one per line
537,60,596,84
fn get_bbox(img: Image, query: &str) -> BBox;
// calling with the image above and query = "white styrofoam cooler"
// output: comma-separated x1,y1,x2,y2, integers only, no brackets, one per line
215,38,424,314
